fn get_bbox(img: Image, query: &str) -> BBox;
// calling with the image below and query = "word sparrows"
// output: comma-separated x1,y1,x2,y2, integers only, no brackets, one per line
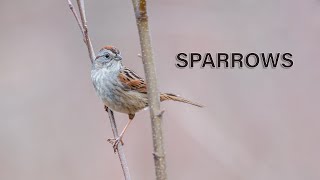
91,45,202,151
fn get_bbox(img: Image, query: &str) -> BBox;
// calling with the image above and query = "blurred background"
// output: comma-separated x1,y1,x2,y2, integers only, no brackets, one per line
1,0,319,179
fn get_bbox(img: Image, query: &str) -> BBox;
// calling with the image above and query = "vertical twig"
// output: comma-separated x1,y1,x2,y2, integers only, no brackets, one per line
107,109,131,180
76,0,95,62
131,0,168,180
67,1,131,179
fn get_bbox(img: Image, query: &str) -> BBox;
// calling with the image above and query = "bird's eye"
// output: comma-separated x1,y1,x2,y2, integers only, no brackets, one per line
105,53,110,58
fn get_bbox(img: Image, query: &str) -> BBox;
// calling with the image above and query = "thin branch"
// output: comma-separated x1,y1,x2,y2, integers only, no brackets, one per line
131,0,167,180
67,0,85,37
76,0,95,62
107,108,131,180
66,1,131,179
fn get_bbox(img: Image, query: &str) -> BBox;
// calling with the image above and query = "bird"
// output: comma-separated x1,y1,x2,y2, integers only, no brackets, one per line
91,45,202,151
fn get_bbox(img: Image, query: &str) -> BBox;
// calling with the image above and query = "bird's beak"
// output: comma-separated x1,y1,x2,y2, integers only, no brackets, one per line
115,54,122,61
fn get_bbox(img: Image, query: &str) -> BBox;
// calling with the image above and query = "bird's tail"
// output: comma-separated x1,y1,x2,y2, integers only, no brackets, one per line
160,93,203,108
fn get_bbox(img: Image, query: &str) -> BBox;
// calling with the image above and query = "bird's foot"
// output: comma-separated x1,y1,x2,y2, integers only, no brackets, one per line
107,137,124,153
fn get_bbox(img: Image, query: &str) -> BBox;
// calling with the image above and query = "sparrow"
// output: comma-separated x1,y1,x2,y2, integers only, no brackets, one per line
91,45,202,151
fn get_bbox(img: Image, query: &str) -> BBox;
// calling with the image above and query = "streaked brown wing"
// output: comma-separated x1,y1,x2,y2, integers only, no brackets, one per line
118,67,147,93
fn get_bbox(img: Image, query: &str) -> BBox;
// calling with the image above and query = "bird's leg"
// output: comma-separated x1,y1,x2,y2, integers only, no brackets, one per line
104,105,124,150
107,114,135,153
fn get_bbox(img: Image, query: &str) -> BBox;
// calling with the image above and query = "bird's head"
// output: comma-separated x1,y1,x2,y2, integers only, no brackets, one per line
94,45,122,68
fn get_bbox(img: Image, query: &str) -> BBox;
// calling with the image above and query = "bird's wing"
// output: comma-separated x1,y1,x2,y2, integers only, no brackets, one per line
118,67,147,94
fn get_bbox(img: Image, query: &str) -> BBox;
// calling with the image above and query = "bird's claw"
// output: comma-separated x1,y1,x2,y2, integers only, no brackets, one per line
107,137,124,153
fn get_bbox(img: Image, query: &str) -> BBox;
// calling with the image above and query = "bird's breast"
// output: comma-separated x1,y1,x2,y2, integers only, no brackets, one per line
91,68,119,99
91,67,148,114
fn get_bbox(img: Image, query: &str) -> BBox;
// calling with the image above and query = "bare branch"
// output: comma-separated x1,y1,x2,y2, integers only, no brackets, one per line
107,109,131,180
67,0,85,37
66,1,131,179
76,0,95,62
131,0,168,179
